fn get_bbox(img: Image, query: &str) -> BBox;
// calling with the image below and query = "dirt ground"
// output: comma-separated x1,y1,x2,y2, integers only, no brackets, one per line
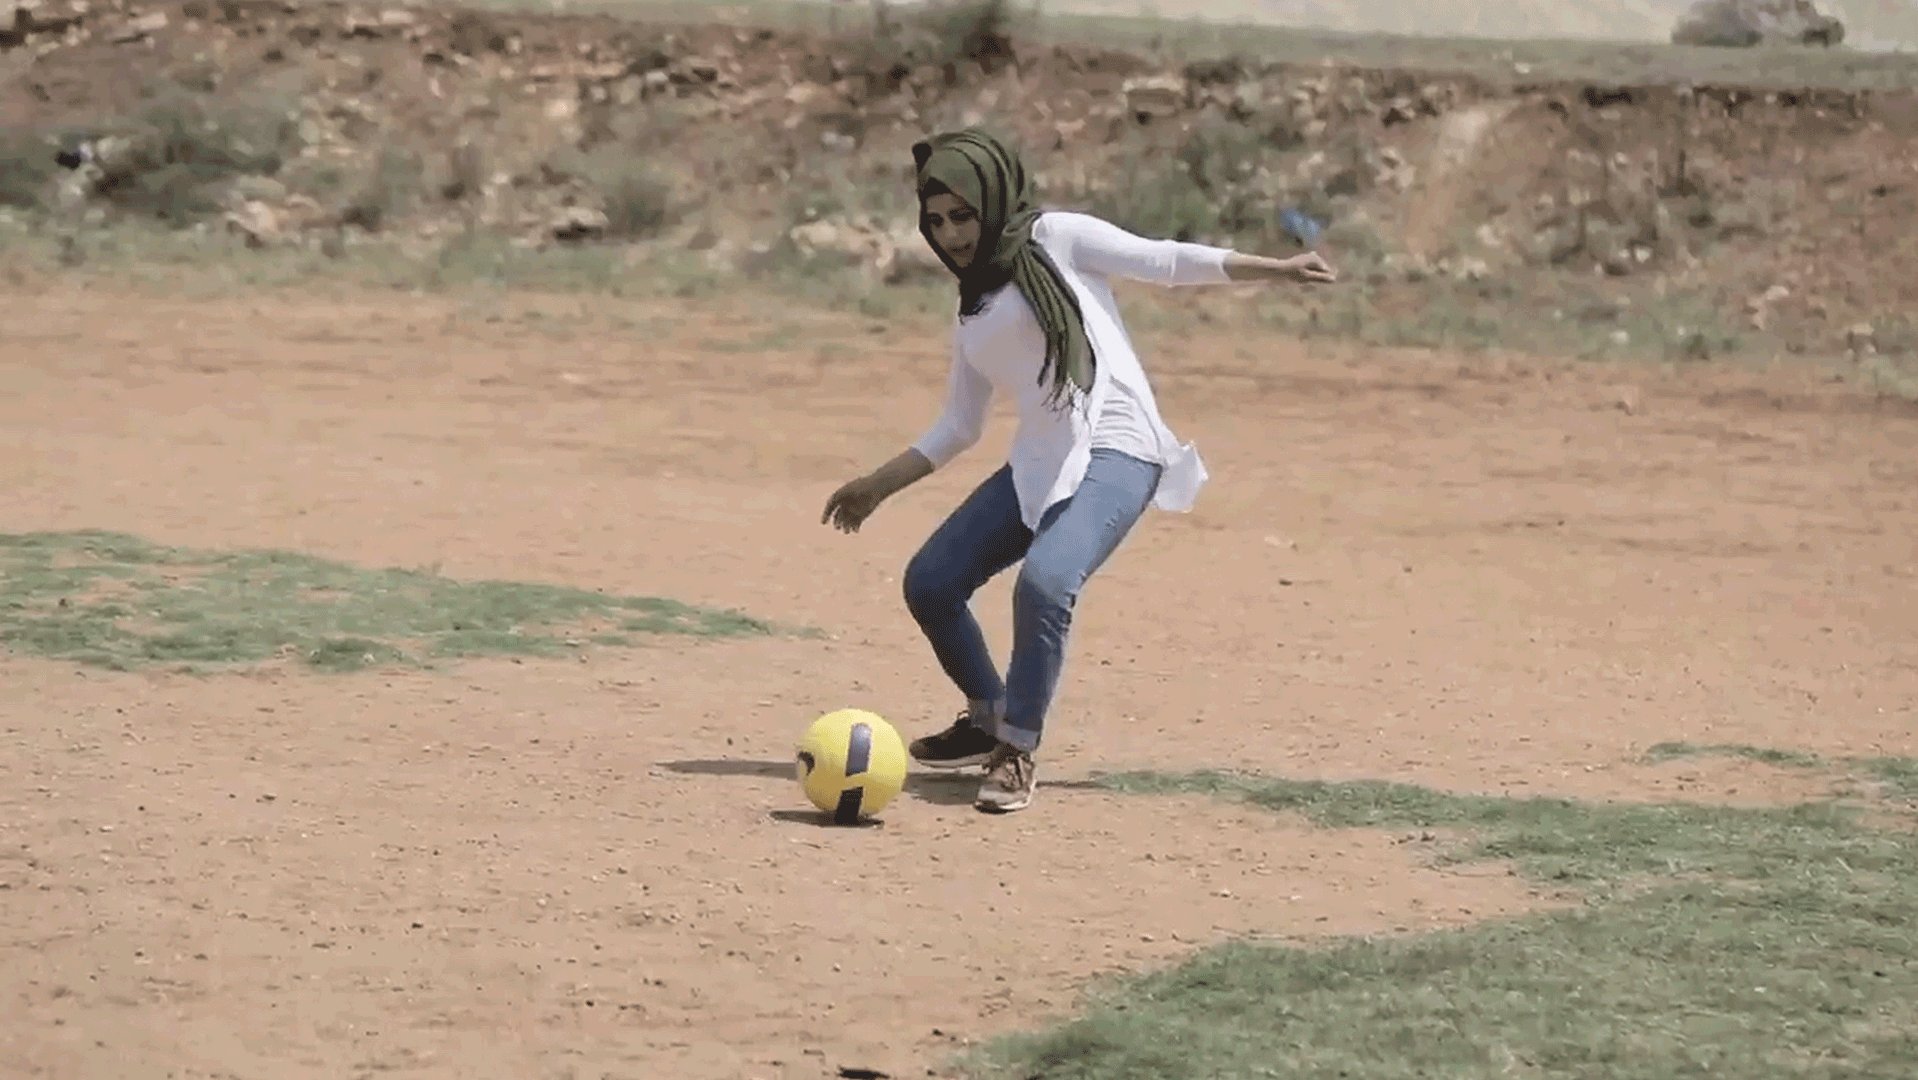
1,278,1914,1079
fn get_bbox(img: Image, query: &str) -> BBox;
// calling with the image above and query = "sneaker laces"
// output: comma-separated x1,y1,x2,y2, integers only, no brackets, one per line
917,710,984,748
937,709,977,738
986,745,1030,788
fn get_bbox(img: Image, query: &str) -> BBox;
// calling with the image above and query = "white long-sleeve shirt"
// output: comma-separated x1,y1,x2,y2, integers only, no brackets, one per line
910,210,1237,530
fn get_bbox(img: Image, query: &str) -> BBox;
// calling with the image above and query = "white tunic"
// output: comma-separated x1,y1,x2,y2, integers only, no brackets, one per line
910,210,1236,530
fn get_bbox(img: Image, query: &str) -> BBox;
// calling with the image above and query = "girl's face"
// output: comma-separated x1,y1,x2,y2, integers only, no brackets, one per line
922,192,982,269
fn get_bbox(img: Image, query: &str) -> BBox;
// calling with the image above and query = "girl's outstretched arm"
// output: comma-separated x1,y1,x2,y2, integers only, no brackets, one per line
1045,211,1337,287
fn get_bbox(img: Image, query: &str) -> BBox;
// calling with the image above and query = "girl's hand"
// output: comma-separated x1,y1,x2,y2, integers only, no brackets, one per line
822,474,891,533
822,449,935,533
1279,251,1337,284
1222,250,1339,285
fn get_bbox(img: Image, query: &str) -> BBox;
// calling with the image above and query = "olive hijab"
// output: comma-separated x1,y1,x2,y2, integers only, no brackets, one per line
913,128,1094,411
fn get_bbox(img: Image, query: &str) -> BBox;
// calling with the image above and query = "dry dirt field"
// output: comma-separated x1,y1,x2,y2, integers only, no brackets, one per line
2,277,1915,1079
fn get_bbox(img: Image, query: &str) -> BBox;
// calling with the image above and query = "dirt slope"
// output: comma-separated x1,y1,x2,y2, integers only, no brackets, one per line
932,0,1918,48
6,0,1918,371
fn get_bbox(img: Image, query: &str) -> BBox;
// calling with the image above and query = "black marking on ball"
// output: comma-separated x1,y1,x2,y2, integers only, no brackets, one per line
833,786,865,825
846,722,872,777
797,750,815,774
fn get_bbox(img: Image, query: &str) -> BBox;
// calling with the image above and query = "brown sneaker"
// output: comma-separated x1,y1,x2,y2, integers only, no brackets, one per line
974,744,1036,813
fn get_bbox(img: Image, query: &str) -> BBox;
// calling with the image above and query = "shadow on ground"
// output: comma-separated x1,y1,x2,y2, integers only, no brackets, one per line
660,758,1105,816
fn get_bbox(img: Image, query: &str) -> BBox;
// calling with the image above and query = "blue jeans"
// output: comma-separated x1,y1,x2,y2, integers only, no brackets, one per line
902,448,1162,753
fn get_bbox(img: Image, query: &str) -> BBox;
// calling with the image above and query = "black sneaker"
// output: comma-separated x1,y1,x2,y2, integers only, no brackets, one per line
909,711,1000,770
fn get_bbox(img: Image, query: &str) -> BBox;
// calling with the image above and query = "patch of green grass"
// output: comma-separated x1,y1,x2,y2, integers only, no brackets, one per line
960,766,1918,1080
0,208,1816,371
0,127,62,212
80,81,305,227
1644,740,1827,770
337,144,425,234
1098,769,1878,888
0,530,778,673
0,212,740,303
545,145,677,240
1645,742,1918,806
1860,757,1918,804
701,324,805,353
1231,272,1755,364
1858,353,1918,404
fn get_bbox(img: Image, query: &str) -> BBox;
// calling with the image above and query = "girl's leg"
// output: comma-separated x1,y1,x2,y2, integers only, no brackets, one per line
901,463,1032,765
978,449,1160,810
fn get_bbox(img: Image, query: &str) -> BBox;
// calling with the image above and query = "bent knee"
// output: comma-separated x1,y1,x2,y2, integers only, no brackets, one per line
903,555,963,615
1013,561,1081,614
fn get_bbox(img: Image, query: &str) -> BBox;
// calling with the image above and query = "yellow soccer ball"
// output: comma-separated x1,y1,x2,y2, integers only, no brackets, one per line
795,708,909,824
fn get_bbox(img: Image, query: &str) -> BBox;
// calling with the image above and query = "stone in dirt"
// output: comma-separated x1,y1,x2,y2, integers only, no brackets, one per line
1846,322,1876,357
551,206,610,241
223,200,280,248
1121,74,1184,122
109,10,167,43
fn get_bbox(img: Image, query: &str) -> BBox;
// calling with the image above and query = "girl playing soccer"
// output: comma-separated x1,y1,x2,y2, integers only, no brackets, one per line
821,128,1336,814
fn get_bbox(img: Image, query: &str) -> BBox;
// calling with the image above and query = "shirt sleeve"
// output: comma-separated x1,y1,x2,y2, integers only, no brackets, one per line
909,333,991,469
1042,211,1236,286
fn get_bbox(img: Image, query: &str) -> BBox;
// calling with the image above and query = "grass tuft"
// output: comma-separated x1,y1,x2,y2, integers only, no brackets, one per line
1643,740,1826,769
1643,742,1918,806
960,764,1918,1079
0,529,779,673
1099,769,1878,888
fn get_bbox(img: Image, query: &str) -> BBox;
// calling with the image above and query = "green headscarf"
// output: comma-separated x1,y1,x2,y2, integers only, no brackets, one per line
913,128,1094,411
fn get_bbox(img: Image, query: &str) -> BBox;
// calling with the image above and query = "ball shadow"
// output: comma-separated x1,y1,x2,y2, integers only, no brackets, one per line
659,758,984,807
768,808,886,829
